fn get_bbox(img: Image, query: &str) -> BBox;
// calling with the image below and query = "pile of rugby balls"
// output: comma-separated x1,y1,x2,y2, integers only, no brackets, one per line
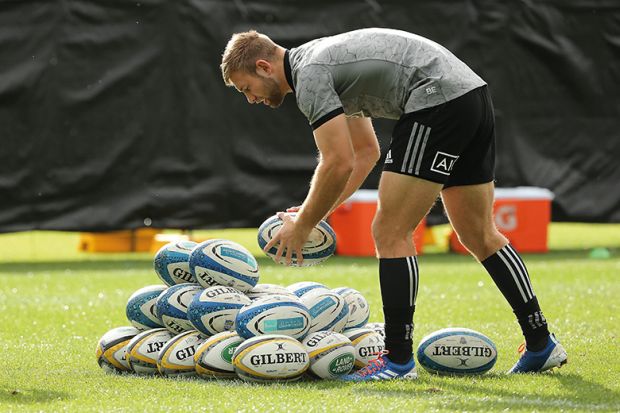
96,218,386,382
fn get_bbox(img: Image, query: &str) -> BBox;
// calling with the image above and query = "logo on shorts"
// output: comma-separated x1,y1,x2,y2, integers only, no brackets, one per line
430,152,459,175
384,150,393,164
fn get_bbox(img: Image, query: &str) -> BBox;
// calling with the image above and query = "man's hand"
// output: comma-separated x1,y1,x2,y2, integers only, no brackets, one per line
286,206,301,213
263,212,312,266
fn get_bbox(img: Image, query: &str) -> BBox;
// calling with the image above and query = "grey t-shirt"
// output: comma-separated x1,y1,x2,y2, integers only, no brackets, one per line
285,28,487,129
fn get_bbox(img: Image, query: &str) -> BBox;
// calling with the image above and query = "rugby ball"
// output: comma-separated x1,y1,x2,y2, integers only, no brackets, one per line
126,285,167,330
333,287,370,330
187,286,251,336
153,240,198,286
155,283,203,334
232,334,309,382
257,213,336,266
343,328,385,369
189,239,259,292
246,283,296,300
366,322,386,339
416,328,497,375
194,331,245,378
302,331,355,379
286,281,329,297
126,328,175,374
300,289,349,333
157,330,205,377
235,294,311,340
95,326,140,374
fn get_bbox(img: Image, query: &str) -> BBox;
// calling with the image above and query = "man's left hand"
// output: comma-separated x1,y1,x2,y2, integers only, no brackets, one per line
263,212,312,266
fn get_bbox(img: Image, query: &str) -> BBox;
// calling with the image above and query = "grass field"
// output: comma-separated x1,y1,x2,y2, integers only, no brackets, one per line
1,224,619,412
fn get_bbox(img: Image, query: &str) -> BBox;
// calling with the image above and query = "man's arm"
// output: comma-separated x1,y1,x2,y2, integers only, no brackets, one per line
285,117,380,215
265,113,354,265
325,116,380,216
295,113,355,231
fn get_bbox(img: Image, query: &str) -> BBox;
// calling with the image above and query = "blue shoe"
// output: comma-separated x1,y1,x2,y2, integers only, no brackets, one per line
508,334,568,374
341,351,417,381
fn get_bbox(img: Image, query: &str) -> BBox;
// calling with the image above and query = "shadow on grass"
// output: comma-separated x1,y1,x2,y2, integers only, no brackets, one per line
348,372,620,412
0,387,72,405
0,248,616,274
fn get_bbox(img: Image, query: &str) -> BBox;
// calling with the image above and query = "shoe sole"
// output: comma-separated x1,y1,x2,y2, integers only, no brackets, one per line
540,343,568,372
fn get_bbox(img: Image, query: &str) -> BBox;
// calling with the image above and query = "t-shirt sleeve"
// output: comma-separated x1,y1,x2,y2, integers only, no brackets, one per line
295,65,344,130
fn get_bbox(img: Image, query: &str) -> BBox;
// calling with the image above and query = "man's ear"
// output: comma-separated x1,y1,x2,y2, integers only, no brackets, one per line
255,59,272,77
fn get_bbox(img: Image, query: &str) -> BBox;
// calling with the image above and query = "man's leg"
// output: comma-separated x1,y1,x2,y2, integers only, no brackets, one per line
373,172,442,364
343,171,440,381
441,182,567,372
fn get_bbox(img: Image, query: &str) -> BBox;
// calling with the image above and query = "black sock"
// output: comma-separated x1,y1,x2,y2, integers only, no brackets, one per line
482,244,550,351
379,257,418,364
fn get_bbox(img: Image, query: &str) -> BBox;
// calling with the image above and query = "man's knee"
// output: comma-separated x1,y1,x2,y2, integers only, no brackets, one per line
456,228,507,260
372,215,417,257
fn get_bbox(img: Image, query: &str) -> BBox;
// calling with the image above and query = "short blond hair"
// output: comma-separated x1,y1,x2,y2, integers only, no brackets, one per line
221,30,278,86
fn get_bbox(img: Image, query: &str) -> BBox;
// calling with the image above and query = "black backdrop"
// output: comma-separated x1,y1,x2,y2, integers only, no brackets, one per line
1,0,619,232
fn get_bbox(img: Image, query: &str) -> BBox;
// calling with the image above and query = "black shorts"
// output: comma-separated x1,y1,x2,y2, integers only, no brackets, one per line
383,86,495,188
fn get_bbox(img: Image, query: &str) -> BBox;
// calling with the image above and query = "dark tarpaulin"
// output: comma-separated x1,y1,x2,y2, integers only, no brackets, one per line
0,0,618,232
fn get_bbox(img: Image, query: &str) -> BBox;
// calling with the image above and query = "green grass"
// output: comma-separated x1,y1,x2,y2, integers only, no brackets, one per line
0,224,619,412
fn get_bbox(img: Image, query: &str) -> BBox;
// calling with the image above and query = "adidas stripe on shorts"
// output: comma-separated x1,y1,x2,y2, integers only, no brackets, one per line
383,86,495,188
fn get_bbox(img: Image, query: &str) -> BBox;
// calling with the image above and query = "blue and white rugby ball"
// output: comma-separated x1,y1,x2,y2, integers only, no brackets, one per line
246,283,296,300
257,214,336,266
286,281,329,297
153,241,198,286
187,286,251,336
189,239,259,292
416,328,497,375
235,294,311,340
300,289,349,333
126,285,167,330
155,283,203,334
332,287,370,330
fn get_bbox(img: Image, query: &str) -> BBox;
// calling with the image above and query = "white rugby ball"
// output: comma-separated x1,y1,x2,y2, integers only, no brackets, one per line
187,286,251,336
157,330,205,377
155,283,203,334
194,331,245,378
343,328,385,369
125,285,167,330
126,328,175,374
257,214,336,266
365,322,386,340
235,294,311,340
286,281,329,297
232,334,309,382
246,283,296,300
300,289,349,333
189,239,259,292
302,331,355,379
333,287,370,330
416,328,497,375
153,240,198,286
96,326,140,374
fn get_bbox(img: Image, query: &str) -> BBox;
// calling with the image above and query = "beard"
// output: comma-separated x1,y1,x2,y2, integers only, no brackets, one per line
262,77,285,108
